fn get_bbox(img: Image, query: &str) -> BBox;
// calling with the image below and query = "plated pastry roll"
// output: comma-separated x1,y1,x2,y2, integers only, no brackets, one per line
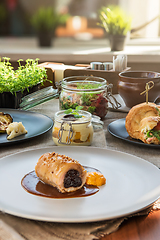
35,152,87,193
125,102,160,144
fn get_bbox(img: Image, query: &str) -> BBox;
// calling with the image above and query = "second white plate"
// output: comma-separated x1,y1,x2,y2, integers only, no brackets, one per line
0,146,160,223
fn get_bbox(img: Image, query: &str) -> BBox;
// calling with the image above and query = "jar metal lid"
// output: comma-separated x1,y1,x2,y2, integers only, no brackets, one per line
90,62,104,70
54,110,92,124
103,62,113,70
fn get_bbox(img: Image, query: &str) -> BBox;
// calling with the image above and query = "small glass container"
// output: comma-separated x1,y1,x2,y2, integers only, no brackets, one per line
59,76,110,119
90,62,104,70
52,110,93,146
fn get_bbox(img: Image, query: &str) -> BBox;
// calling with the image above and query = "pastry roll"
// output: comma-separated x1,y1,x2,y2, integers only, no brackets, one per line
125,102,160,139
125,102,160,144
35,152,87,193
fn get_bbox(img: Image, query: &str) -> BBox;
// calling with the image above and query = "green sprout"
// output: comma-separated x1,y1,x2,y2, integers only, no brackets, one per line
64,106,83,118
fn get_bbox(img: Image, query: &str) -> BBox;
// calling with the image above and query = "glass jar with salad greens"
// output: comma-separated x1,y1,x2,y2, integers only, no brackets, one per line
59,76,112,119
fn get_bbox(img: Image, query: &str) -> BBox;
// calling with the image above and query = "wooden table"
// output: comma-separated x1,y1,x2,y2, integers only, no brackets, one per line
0,99,160,240
102,210,160,240
102,108,160,240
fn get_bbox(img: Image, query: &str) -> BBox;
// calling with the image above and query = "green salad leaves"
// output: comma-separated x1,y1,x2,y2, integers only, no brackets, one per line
146,107,160,141
146,129,160,141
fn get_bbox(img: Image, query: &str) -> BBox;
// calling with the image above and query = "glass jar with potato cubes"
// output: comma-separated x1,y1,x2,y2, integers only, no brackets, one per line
52,109,93,146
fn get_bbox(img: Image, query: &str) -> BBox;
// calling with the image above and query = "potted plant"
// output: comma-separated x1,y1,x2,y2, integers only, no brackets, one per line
31,7,69,47
0,57,48,108
98,5,132,51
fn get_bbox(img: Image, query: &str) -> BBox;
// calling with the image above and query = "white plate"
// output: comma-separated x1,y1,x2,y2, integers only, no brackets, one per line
0,146,160,223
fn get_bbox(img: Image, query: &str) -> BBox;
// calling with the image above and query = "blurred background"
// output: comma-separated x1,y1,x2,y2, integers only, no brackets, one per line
1,0,160,73
0,0,160,39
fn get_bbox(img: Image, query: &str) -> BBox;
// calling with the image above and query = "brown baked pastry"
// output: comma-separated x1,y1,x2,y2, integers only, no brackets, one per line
35,152,87,193
125,102,160,139
125,102,160,144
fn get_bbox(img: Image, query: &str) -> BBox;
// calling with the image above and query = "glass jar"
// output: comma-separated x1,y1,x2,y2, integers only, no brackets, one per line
52,110,93,146
59,76,110,120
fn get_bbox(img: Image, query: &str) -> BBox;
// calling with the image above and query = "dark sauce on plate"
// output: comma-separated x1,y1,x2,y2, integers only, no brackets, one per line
21,166,100,199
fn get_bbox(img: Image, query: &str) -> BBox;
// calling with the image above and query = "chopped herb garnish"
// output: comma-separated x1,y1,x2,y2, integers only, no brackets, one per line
146,129,160,141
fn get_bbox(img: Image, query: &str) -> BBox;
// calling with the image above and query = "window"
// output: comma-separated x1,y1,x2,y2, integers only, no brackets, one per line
1,0,160,42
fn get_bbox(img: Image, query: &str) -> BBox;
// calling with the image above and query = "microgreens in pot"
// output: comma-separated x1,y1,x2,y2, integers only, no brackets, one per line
0,57,48,94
